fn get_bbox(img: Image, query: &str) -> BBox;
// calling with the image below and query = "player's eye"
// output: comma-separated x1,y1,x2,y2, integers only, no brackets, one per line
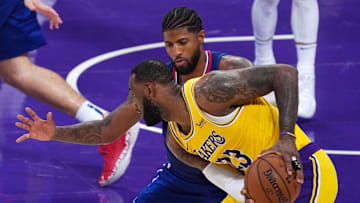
179,40,187,45
165,42,173,47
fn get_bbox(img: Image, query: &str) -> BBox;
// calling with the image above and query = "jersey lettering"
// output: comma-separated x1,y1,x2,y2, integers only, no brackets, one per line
216,149,252,175
195,130,225,160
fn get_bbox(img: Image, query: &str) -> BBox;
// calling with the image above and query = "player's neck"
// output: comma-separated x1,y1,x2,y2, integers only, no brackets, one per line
178,50,207,84
165,87,191,133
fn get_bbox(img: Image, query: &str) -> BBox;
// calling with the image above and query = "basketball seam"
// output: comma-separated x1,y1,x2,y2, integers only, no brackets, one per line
261,156,292,203
257,158,274,203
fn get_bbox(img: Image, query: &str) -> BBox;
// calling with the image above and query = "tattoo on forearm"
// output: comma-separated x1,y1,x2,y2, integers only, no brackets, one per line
54,114,113,145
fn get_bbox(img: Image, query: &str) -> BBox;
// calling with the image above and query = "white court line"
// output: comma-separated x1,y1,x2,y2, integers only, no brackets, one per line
66,34,360,157
323,150,360,156
66,34,294,92
139,124,163,134
139,124,360,156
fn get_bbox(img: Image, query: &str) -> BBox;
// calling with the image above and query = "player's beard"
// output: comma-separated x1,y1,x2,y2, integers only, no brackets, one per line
172,46,201,75
142,97,163,126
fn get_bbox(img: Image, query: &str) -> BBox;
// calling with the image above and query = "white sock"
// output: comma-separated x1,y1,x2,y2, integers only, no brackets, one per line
254,40,276,65
296,43,316,74
75,101,107,122
296,44,316,118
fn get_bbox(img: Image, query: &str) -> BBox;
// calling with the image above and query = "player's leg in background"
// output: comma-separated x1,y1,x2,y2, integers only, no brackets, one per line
0,54,106,120
252,0,280,66
0,53,140,188
251,0,280,105
0,0,139,187
0,0,105,121
291,0,319,119
33,0,140,186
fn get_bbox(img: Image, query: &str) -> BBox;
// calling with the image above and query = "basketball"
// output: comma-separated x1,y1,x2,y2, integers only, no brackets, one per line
244,154,301,203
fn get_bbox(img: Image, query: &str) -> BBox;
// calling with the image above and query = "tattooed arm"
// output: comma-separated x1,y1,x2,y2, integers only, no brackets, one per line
16,93,142,145
195,64,303,182
196,64,298,133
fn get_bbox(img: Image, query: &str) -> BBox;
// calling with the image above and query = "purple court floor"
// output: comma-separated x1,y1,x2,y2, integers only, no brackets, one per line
1,0,359,202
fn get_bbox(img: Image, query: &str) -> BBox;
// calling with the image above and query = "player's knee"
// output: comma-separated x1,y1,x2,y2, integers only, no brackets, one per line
0,71,25,87
0,61,28,86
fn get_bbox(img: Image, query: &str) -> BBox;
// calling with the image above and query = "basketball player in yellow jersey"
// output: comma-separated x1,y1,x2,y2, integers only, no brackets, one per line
127,59,338,203
16,58,338,202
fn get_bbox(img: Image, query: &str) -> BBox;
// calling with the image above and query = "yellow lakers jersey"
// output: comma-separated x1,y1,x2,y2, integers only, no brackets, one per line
168,77,311,175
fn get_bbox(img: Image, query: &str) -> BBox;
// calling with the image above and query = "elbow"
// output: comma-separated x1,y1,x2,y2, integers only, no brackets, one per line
102,133,120,145
242,57,254,67
278,64,298,81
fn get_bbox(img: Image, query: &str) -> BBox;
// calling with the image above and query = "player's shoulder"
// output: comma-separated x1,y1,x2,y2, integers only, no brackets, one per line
218,54,253,71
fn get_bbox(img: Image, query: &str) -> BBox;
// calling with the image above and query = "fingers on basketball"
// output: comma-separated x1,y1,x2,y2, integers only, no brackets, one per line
245,154,301,203
258,149,281,158
284,155,295,175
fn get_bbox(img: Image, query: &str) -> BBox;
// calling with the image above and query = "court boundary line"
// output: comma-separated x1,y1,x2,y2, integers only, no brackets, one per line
139,124,360,156
66,34,294,92
66,34,360,156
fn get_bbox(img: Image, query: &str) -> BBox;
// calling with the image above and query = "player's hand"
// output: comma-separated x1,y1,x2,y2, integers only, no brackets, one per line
15,107,56,143
241,188,254,203
258,135,304,184
24,0,63,29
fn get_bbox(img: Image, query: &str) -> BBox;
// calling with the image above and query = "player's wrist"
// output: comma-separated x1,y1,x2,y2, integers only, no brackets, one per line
279,131,296,140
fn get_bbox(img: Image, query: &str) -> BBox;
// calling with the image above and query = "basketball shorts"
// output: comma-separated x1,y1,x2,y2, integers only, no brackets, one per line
295,143,338,203
134,162,227,203
0,0,46,60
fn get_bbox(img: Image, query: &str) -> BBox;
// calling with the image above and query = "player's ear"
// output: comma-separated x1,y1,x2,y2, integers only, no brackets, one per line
197,30,205,44
144,82,155,99
143,83,151,98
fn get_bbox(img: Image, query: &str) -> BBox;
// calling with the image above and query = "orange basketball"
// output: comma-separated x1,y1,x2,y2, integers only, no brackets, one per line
244,154,301,203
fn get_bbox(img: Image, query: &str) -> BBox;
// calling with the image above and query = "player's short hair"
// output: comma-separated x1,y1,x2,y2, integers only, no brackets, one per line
162,7,203,33
131,59,173,85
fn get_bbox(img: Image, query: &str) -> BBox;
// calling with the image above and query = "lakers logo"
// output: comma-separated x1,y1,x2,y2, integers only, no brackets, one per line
195,118,206,128
196,130,225,160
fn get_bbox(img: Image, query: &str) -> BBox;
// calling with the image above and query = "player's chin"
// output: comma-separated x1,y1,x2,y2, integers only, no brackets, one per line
144,119,161,126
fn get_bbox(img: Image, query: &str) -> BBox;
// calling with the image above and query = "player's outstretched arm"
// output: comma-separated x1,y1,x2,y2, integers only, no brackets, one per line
24,0,63,29
16,107,56,143
196,64,302,183
16,93,142,145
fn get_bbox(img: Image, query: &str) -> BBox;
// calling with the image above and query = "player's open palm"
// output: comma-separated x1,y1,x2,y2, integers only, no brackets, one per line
15,107,56,143
24,0,63,29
